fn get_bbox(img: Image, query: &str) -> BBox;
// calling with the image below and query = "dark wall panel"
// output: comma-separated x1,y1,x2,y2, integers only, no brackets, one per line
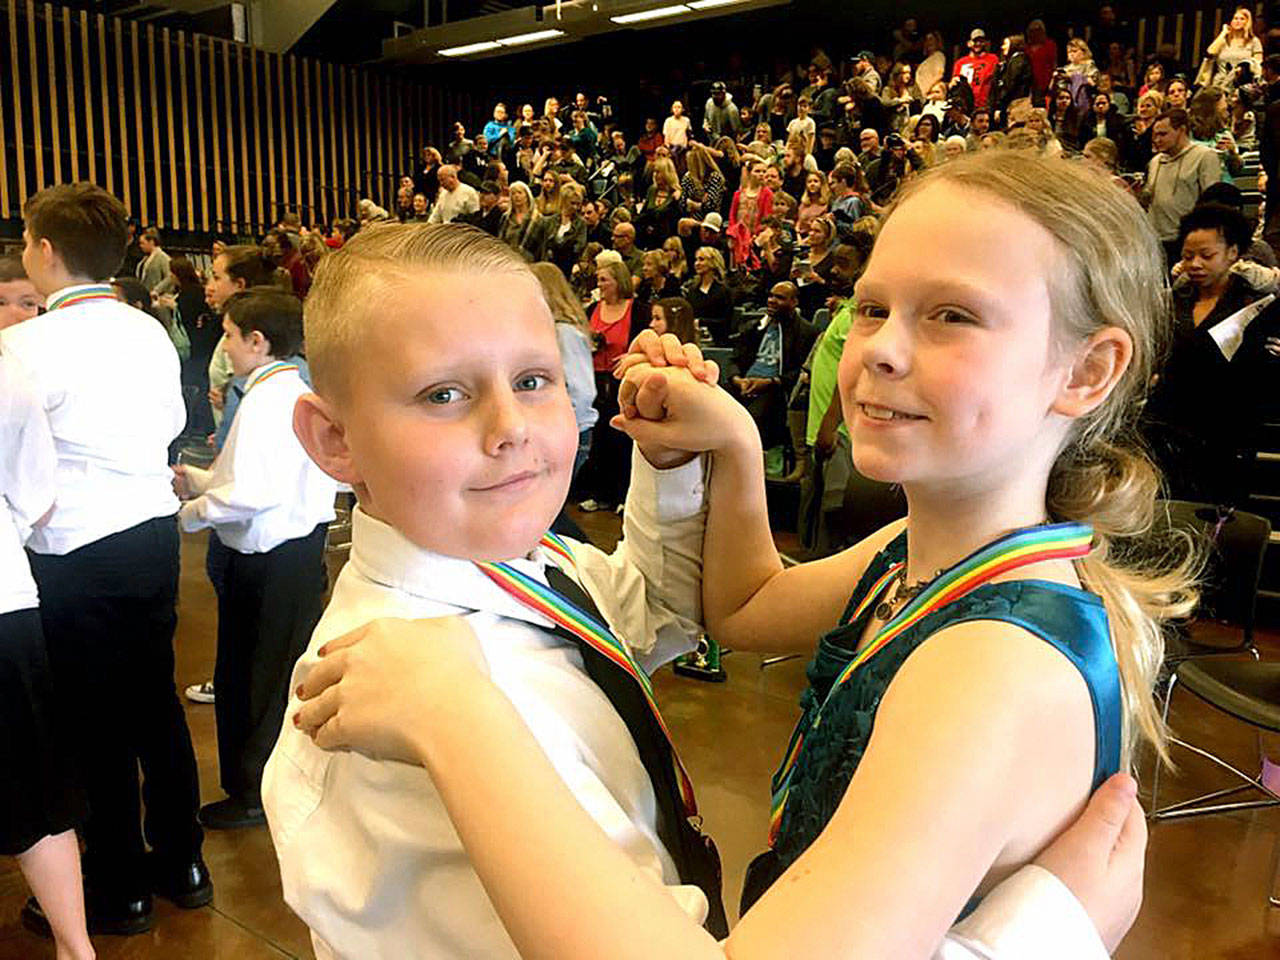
0,0,476,233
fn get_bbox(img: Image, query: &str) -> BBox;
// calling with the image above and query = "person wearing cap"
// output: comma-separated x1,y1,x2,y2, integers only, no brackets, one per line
953,27,1000,111
703,82,744,140
676,210,729,275
866,132,919,206
851,51,882,94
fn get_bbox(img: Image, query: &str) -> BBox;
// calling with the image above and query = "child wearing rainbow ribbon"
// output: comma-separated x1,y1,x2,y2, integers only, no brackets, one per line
287,154,1183,957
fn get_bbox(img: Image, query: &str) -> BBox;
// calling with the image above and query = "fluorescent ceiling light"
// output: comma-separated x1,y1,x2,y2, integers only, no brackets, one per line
610,5,690,24
687,0,749,7
439,40,503,55
498,28,566,45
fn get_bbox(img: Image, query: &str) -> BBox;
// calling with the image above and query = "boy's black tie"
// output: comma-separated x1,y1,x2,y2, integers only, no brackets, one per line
543,566,728,938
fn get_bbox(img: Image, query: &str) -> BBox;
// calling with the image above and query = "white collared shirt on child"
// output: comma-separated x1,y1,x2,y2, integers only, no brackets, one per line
263,451,1112,960
0,283,186,555
0,355,56,615
178,359,336,552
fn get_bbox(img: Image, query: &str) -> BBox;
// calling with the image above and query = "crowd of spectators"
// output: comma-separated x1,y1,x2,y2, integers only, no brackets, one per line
112,3,1280,545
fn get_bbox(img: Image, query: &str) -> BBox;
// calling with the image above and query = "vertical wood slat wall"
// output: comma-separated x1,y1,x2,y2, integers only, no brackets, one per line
0,0,473,234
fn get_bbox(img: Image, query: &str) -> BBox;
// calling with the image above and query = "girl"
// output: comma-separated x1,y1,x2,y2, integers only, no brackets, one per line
727,159,774,269
1063,37,1099,87
294,148,1175,958
880,63,921,133
795,171,830,240
531,262,598,480
576,260,636,513
1206,7,1263,90
649,295,699,344
663,100,692,151
1138,61,1166,97
681,144,726,221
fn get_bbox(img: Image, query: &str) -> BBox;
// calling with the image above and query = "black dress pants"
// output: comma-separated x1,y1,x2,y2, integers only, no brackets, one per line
214,524,328,804
28,515,202,898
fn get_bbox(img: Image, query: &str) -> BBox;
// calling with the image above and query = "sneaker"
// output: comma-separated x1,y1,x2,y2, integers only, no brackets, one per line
185,680,215,704
578,499,605,512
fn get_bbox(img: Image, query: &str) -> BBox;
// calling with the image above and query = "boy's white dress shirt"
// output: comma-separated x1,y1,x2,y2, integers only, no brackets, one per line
178,361,336,552
0,356,56,615
263,450,1110,960
0,284,186,555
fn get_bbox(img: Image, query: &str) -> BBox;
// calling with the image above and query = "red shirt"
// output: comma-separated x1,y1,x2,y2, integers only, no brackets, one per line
590,299,634,372
637,132,664,161
953,53,1000,109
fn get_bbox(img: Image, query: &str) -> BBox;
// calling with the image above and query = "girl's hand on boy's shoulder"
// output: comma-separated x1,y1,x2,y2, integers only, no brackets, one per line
294,616,486,763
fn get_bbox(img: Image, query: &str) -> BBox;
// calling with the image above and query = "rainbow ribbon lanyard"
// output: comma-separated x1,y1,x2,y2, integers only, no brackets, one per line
47,284,119,311
245,361,298,394
476,531,699,818
767,521,1094,845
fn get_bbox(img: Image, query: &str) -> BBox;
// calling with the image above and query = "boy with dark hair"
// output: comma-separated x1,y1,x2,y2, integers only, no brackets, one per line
174,288,337,830
6,182,207,936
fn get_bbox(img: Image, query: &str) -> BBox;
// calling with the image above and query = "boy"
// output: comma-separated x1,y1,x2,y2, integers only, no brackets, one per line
3,182,205,934
264,224,1144,959
175,289,336,829
787,95,817,155
0,255,42,329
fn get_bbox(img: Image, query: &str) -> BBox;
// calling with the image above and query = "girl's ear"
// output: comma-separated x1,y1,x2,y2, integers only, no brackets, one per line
1052,326,1134,419
293,393,363,487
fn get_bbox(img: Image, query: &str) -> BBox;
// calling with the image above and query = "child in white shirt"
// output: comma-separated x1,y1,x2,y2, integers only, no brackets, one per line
0,351,94,960
268,222,1143,960
786,96,817,155
177,289,336,829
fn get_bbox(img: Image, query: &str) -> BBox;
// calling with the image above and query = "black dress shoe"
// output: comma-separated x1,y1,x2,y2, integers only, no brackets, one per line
22,891,154,938
198,797,266,830
149,855,214,908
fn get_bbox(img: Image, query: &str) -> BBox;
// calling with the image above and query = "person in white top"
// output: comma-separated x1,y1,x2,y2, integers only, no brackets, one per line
663,100,692,150
428,166,480,224
0,348,94,960
269,223,1143,960
4,183,206,936
176,289,336,831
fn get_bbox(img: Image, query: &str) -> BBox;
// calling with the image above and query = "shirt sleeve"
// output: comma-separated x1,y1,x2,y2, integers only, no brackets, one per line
178,391,293,531
0,356,57,542
932,865,1109,960
572,449,710,673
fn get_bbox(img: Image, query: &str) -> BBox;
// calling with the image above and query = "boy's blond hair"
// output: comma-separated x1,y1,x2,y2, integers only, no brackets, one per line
305,222,534,398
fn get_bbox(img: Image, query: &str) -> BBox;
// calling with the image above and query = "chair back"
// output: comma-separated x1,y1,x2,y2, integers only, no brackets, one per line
1159,500,1271,643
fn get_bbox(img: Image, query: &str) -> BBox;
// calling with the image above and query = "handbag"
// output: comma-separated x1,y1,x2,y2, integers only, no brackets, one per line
1195,55,1217,88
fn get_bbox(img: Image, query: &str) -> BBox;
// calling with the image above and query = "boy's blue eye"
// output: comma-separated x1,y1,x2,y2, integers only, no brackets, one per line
515,374,550,392
424,387,464,405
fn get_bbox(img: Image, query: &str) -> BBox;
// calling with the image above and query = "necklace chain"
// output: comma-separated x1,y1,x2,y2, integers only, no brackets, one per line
873,567,940,622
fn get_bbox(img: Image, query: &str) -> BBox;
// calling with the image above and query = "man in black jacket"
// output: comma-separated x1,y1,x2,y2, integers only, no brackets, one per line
730,282,818,452
457,182,504,236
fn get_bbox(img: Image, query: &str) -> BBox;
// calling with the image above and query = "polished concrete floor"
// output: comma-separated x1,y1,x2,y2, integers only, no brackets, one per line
2,514,1280,959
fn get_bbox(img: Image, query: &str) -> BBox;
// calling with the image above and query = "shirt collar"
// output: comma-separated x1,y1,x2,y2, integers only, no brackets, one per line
348,507,563,630
45,283,117,311
244,359,299,392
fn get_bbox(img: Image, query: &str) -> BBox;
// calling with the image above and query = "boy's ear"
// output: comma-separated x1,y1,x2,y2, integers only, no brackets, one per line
294,392,363,486
1052,326,1134,419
